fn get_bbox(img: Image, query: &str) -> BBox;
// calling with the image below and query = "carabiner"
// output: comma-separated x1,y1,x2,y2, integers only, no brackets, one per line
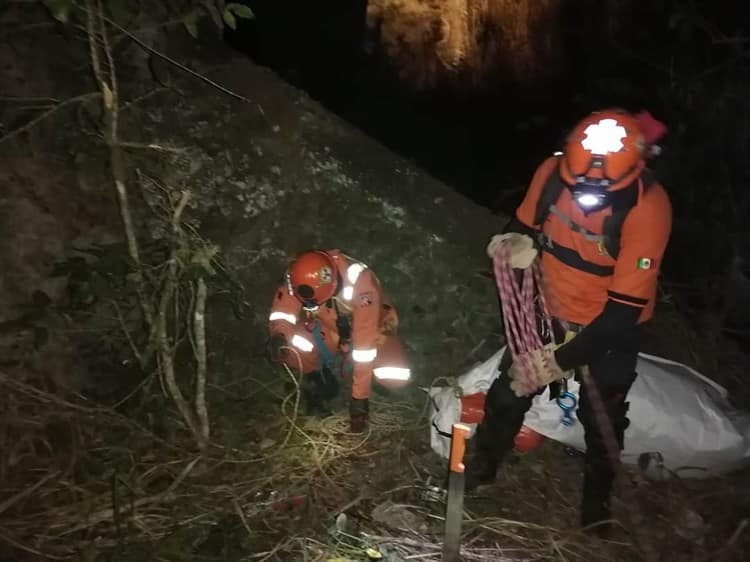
556,390,577,426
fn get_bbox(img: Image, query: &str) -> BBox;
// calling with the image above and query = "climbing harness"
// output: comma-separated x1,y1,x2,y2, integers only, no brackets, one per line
308,318,335,385
307,313,353,382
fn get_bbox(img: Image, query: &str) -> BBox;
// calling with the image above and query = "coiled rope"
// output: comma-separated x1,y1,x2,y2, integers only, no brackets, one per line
492,240,554,394
491,238,621,467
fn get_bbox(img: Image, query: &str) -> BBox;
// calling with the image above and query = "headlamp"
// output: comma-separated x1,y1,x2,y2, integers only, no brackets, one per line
571,178,610,214
574,190,607,209
302,301,319,312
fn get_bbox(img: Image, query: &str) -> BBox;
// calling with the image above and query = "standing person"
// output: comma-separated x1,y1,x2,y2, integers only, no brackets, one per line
267,249,411,433
466,109,672,536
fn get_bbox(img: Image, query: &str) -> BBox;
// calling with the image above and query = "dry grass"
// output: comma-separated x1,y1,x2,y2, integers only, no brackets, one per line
1,355,749,562
0,366,429,560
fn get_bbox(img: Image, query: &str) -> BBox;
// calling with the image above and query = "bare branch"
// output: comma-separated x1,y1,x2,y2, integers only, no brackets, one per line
85,0,154,329
0,96,60,103
120,87,169,112
156,190,202,444
0,92,99,145
118,141,188,153
194,277,210,446
111,299,143,367
103,15,262,110
85,0,105,87
96,0,118,137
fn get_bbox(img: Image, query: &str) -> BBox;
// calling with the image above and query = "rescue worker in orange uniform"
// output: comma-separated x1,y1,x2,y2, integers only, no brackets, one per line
465,109,672,536
267,249,411,433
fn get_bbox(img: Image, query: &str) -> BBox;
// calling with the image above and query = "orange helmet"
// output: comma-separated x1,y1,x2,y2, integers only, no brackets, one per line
286,250,340,310
561,108,646,191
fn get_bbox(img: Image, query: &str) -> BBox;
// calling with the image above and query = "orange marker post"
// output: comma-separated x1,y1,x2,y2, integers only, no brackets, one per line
442,423,471,562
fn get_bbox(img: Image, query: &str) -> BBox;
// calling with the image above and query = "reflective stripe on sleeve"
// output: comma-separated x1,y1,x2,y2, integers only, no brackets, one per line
352,348,377,363
269,311,297,324
291,334,314,352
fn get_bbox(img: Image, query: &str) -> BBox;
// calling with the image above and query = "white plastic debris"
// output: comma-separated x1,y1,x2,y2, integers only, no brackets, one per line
430,347,750,479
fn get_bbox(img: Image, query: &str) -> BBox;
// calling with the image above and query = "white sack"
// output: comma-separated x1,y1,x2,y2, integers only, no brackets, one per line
429,348,505,459
429,347,750,479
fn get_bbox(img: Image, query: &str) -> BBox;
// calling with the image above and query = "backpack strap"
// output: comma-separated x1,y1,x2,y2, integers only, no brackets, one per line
601,169,655,259
533,156,566,227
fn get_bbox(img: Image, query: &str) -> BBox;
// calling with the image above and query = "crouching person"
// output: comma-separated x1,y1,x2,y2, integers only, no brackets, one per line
267,249,411,433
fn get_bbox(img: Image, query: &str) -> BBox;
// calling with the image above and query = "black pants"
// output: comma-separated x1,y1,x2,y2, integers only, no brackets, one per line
473,336,639,522
301,367,339,414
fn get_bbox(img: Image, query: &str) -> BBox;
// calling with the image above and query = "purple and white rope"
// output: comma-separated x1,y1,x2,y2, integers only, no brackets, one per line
493,241,554,393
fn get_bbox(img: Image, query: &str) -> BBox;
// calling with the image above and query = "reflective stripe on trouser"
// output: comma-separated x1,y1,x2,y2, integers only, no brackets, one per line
352,334,411,399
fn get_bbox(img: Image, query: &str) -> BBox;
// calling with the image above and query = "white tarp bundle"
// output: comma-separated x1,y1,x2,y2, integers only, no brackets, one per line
429,347,750,479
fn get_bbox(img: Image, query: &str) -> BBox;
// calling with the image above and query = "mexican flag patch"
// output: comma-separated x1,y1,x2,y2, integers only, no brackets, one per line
637,257,652,270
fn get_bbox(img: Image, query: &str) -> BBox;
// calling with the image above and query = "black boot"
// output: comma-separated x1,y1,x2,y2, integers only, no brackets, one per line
464,446,499,491
581,459,616,538
464,366,531,491
582,495,612,538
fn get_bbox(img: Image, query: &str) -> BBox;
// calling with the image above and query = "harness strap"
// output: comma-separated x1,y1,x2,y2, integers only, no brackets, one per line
533,158,656,266
539,239,615,277
310,320,335,374
548,205,605,243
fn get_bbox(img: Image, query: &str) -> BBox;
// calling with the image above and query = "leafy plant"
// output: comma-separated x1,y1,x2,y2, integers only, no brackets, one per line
183,0,255,38
30,0,256,450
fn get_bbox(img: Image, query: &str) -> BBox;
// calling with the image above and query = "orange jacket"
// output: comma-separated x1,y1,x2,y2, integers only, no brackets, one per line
516,156,672,326
268,250,398,395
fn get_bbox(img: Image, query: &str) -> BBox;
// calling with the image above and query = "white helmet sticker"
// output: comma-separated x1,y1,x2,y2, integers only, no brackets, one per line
581,118,627,155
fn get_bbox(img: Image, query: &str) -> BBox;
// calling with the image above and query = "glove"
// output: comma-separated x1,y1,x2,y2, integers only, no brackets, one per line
349,398,369,433
486,232,538,269
508,345,566,397
267,333,288,363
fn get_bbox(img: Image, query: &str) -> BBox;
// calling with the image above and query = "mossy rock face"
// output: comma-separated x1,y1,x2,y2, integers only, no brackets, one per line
0,29,507,388
114,38,507,385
